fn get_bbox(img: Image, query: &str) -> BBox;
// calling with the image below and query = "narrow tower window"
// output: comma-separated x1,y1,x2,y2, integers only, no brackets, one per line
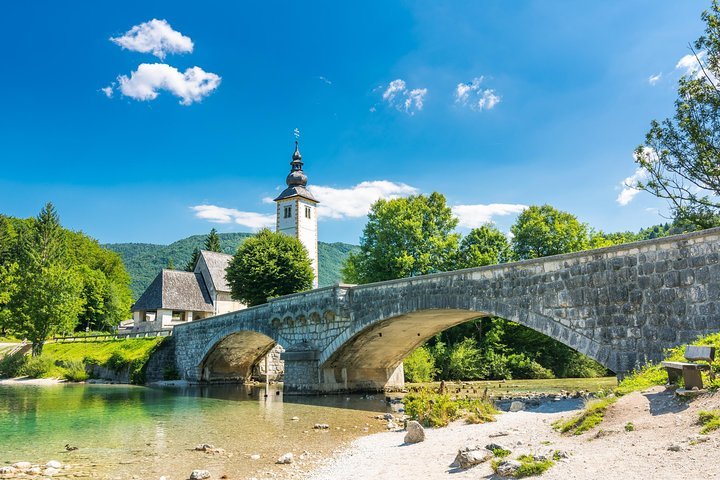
305,206,311,219
284,206,292,218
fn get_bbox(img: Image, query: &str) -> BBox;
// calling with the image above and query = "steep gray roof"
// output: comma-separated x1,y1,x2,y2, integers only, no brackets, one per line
132,269,214,312
198,250,234,293
274,185,318,202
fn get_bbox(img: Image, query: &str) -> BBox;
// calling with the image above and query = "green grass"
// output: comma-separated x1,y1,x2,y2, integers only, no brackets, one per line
492,447,512,458
624,421,635,432
0,338,164,384
616,332,720,396
491,455,555,478
698,410,720,434
553,396,618,435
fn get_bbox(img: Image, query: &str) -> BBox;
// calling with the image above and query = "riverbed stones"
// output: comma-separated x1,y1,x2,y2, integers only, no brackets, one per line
276,453,294,464
12,462,31,469
46,460,62,469
404,420,425,444
189,470,211,480
0,466,16,474
451,447,492,469
314,423,330,429
495,459,522,477
43,467,60,476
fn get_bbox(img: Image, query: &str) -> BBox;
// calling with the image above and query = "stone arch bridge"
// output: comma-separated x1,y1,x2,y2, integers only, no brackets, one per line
171,228,720,394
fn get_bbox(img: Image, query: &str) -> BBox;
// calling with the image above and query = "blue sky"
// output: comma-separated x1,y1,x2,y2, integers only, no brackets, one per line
0,1,709,245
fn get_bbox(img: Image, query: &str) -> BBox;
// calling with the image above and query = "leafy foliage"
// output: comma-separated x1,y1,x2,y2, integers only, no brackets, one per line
0,205,132,353
634,1,720,228
698,410,720,434
454,224,511,268
403,390,497,427
403,345,437,382
226,229,314,306
342,192,459,283
511,205,590,260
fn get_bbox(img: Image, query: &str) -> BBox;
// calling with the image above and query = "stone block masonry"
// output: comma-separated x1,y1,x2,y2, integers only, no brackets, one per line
169,228,720,393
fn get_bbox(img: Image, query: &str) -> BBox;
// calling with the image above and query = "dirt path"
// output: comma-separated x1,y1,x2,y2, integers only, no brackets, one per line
304,387,720,480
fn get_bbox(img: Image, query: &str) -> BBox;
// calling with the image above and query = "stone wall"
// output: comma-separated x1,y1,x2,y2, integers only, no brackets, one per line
170,227,720,393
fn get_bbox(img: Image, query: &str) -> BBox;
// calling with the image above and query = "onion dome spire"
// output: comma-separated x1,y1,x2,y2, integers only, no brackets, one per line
286,140,308,187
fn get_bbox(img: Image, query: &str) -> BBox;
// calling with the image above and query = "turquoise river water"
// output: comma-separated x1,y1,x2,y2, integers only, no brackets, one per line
0,383,391,479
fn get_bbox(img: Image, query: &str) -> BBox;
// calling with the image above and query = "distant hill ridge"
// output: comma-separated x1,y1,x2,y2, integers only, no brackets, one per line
103,232,359,300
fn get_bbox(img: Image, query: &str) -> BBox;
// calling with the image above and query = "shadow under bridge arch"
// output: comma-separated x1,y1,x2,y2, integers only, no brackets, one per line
200,330,282,383
319,304,609,392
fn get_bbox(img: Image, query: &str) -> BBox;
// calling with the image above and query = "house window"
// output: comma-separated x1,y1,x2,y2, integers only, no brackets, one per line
305,206,311,219
284,206,292,218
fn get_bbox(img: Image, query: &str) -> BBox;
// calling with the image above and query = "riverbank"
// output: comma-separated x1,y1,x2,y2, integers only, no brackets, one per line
305,386,720,480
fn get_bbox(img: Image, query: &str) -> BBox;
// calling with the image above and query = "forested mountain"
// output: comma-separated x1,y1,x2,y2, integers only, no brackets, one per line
103,232,358,299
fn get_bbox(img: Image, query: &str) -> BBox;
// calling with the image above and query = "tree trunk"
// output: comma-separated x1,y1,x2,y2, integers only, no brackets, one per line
31,341,44,357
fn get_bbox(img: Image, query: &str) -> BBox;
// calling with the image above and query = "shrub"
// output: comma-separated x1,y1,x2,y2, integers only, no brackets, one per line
403,346,437,383
0,352,27,378
62,360,89,382
403,390,497,427
20,356,57,378
625,422,635,432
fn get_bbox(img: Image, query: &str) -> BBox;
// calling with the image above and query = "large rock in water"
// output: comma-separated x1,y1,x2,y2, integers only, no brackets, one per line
509,401,525,412
404,421,425,444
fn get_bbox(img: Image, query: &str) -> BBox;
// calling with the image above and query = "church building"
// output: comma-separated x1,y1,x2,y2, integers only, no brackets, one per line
131,141,319,329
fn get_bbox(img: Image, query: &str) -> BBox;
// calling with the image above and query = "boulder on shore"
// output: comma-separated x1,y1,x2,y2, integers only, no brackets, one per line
496,459,522,477
277,453,294,464
452,448,492,469
189,470,211,480
404,421,425,444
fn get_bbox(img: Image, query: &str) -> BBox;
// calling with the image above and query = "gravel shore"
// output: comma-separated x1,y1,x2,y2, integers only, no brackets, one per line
305,387,720,480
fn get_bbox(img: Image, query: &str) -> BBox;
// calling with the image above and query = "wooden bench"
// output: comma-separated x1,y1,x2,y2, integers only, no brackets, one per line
661,345,716,390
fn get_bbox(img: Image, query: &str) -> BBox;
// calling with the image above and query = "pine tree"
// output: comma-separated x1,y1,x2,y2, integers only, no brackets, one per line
204,228,222,252
166,257,175,270
185,248,200,272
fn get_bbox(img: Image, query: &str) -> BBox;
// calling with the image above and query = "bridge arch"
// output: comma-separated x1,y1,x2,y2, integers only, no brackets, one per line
198,325,288,383
319,294,608,392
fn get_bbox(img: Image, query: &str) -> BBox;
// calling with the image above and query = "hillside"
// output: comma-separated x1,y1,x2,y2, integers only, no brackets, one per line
103,232,359,299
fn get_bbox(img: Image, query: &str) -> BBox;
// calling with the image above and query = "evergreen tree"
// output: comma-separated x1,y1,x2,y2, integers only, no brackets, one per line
185,248,200,272
204,228,222,252
166,257,175,270
10,203,83,355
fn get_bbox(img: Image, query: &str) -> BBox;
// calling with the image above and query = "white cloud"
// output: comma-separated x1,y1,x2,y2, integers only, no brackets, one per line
452,203,527,228
381,79,427,115
648,73,662,85
676,52,705,77
111,19,193,60
191,205,275,229
318,76,332,85
116,63,221,105
616,160,651,206
101,84,114,98
455,77,501,111
309,181,419,219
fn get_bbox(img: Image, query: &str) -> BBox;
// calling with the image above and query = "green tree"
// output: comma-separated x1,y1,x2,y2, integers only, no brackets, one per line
10,203,83,355
342,193,460,284
0,262,18,336
403,346,438,383
226,229,313,306
185,248,200,272
166,257,175,270
454,224,511,269
511,205,590,260
204,228,222,252
634,1,720,228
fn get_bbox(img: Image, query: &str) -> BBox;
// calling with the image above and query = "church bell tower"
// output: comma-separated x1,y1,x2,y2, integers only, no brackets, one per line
274,141,319,288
